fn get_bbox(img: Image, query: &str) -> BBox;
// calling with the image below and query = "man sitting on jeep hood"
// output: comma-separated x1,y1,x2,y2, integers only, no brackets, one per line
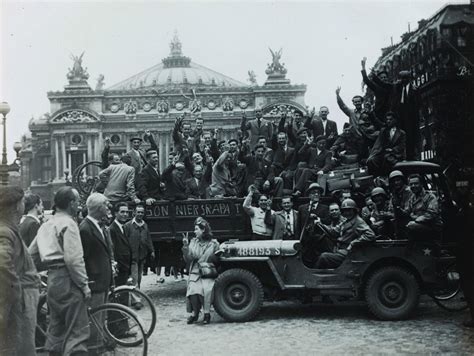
315,199,375,269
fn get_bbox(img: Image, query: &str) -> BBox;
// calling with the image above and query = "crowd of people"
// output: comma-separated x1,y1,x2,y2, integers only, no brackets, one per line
0,57,473,355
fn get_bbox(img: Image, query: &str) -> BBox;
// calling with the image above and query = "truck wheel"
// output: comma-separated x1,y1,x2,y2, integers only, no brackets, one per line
365,266,420,321
214,268,264,322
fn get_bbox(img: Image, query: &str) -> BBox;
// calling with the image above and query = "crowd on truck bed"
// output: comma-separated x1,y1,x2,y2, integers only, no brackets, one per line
95,57,420,206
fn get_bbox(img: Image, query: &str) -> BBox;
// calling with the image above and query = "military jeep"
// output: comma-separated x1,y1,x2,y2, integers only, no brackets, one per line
213,161,463,322
213,237,453,322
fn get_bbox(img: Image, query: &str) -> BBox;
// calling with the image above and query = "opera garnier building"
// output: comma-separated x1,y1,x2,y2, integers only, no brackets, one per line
22,33,307,207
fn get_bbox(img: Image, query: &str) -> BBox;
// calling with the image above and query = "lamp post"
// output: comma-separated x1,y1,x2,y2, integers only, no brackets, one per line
0,102,11,185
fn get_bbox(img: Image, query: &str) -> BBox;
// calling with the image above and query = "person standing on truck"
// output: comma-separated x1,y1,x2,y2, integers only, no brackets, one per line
138,149,165,204
29,187,91,356
243,186,274,240
182,218,220,325
405,174,442,240
0,186,41,356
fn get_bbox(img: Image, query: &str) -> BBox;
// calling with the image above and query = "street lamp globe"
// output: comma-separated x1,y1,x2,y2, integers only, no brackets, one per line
0,102,11,117
13,142,22,155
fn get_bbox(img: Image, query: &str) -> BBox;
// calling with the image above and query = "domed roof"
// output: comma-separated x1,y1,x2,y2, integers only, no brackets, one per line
107,33,246,90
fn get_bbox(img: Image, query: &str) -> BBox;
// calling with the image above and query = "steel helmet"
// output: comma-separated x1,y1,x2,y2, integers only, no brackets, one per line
388,170,404,181
341,198,357,210
370,187,388,198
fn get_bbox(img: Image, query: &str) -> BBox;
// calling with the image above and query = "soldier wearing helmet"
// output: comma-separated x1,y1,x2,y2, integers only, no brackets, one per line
369,187,394,236
388,170,413,236
315,198,375,269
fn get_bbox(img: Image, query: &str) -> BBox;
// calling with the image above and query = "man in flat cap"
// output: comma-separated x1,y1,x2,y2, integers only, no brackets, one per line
126,130,158,177
0,186,40,356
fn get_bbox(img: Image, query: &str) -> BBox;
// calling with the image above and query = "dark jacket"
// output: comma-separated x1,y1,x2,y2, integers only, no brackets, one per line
368,127,407,162
337,215,376,249
138,163,163,200
298,144,334,173
304,117,338,145
124,220,154,262
19,215,41,247
185,164,212,199
298,202,330,240
264,209,300,240
80,218,113,293
107,220,132,275
162,164,188,200
241,117,274,149
271,146,296,176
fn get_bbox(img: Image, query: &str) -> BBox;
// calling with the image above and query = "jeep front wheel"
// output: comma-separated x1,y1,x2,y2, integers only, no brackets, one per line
214,268,264,322
365,266,420,321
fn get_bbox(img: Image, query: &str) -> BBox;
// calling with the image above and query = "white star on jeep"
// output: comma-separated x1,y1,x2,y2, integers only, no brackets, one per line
423,248,431,256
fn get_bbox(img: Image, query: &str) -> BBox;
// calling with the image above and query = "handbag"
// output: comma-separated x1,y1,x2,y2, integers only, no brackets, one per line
198,262,218,279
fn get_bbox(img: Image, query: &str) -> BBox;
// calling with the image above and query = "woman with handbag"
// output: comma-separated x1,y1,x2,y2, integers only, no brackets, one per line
182,217,219,325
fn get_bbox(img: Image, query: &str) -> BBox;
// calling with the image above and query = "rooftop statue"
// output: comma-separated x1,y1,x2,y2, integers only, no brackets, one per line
67,51,89,82
95,74,105,90
266,47,287,76
248,70,257,85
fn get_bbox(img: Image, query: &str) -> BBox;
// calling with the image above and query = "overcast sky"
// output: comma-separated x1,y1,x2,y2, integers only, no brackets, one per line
0,0,462,158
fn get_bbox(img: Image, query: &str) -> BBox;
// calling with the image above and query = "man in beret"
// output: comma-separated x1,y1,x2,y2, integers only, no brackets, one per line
0,186,40,356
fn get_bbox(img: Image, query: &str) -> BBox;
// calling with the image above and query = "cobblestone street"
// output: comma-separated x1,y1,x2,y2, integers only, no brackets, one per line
140,274,474,356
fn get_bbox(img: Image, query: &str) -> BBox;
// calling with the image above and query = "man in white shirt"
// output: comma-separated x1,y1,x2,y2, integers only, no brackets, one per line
29,187,91,355
243,186,274,240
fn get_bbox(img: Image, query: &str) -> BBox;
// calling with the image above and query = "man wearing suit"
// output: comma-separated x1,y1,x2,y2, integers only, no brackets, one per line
162,162,188,200
138,149,164,205
126,131,158,176
298,183,330,266
271,132,296,189
264,196,300,240
241,108,274,150
367,112,407,176
100,154,140,204
305,106,338,148
19,193,43,247
108,203,132,286
80,193,115,345
239,144,284,198
293,136,334,197
185,164,212,199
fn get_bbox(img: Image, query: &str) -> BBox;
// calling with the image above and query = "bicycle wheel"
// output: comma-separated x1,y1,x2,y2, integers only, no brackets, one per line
89,303,147,355
35,292,48,351
109,286,156,338
433,262,461,301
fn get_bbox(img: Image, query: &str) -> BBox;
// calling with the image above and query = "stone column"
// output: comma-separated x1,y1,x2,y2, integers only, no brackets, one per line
61,136,66,179
68,152,72,171
55,136,60,180
87,135,93,174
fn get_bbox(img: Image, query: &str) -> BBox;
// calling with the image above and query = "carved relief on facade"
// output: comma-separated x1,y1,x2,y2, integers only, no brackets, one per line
222,97,234,111
206,100,217,110
157,100,170,113
110,103,120,113
189,99,202,113
51,110,98,123
124,100,138,115
175,102,184,111
142,102,153,112
238,99,249,109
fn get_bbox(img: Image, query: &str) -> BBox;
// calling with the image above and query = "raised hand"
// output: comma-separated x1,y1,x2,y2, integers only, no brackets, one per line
336,86,341,95
361,57,367,70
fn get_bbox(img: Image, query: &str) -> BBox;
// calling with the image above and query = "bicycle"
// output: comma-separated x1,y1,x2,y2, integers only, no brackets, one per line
108,283,157,338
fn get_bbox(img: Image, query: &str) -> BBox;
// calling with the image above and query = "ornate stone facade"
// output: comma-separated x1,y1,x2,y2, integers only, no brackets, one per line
23,34,307,207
